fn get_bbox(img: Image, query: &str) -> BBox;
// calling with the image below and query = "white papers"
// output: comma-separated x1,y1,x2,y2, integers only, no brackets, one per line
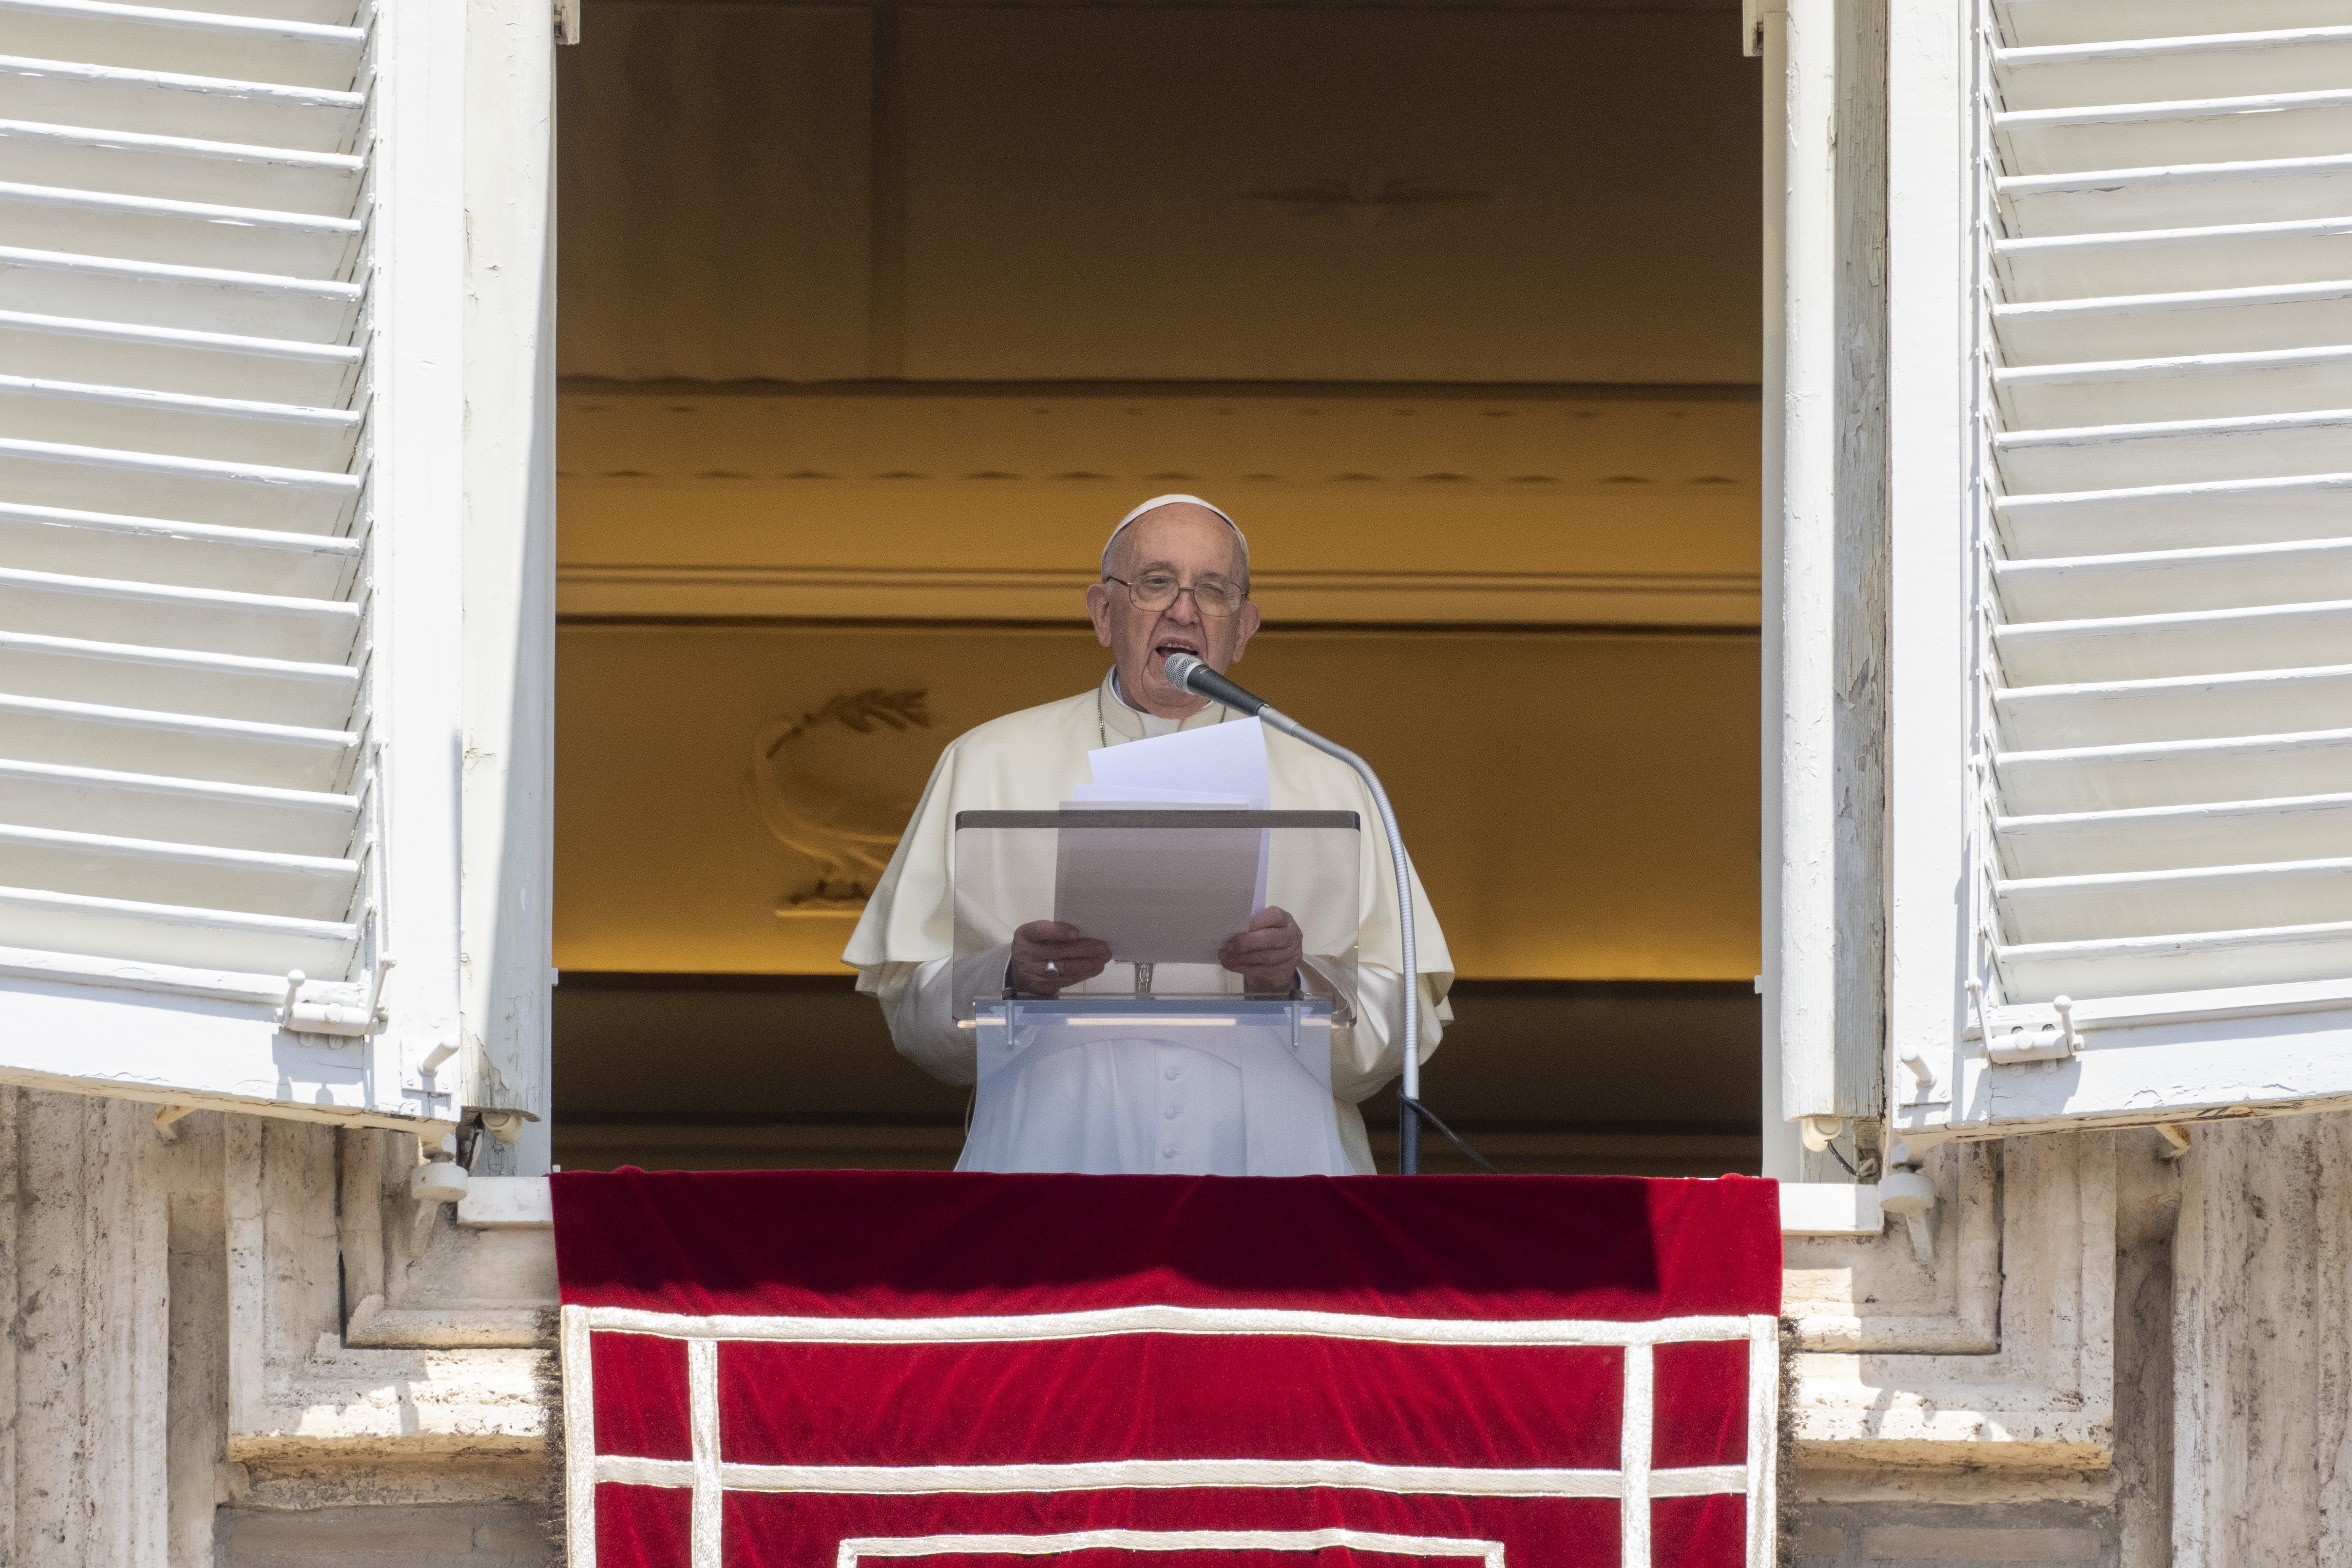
1051,720,1272,963
1051,811,1259,964
1086,718,1271,809
1068,784,1249,808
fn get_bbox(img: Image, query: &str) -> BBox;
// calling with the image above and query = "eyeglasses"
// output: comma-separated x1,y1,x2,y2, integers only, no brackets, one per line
1105,572,1249,618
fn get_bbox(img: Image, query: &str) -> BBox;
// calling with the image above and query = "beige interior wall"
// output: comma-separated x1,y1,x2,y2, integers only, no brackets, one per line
555,622,1759,978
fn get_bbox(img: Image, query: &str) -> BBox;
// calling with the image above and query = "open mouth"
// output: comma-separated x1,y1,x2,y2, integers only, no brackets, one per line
1150,641,1201,673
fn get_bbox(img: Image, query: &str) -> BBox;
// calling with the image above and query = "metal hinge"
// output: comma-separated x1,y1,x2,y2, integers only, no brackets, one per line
555,0,580,44
278,942,395,1037
1967,980,2080,1065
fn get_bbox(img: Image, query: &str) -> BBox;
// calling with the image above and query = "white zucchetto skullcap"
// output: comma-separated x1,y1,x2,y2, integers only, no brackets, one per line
1100,495,1249,580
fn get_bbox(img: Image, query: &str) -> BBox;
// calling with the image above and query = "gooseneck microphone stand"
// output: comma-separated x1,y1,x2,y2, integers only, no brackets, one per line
1162,655,1423,1175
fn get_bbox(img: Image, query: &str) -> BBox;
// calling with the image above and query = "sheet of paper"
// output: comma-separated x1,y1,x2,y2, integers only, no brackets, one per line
1084,719,1273,914
1068,784,1249,808
1086,718,1271,808
1052,804,1261,965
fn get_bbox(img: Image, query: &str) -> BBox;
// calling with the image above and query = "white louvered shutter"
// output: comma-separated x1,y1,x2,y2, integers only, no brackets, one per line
0,0,548,1128
1889,0,2352,1138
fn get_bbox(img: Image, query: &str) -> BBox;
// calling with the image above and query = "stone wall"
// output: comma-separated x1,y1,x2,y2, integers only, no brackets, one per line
1790,1501,2116,1565
2172,1112,2352,1567
216,1507,553,1568
0,1088,553,1568
2,1079,2348,1564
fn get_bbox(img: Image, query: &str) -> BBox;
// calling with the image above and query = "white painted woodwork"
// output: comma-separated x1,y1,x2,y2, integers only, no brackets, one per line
456,0,559,1172
1771,0,1844,1128
1886,0,2352,1138
0,0,556,1133
1756,0,1800,1179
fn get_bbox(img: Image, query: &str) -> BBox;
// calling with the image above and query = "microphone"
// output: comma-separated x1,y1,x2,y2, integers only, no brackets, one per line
1155,652,1430,1175
1162,653,1266,717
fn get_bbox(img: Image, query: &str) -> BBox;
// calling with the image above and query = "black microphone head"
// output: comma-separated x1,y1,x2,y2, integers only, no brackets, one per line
1159,652,1267,716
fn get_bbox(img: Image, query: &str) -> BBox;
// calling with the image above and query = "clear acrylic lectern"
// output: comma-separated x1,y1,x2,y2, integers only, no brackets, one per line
952,809,1362,1175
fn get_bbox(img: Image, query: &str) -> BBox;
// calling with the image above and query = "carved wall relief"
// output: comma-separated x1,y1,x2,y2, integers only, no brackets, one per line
747,689,933,916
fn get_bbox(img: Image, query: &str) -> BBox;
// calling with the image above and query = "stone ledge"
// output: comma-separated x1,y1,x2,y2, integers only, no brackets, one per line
1783,1142,2001,1355
296,1139,2115,1478
459,1178,554,1229
344,1295,554,1349
231,1342,552,1459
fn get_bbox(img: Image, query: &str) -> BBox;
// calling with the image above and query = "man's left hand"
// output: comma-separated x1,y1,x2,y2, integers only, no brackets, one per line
1220,905,1304,996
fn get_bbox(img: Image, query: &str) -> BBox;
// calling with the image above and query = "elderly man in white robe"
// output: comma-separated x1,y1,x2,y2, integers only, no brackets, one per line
844,496,1452,1176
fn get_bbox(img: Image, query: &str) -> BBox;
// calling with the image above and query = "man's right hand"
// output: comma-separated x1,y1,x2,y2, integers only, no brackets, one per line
1008,920,1112,996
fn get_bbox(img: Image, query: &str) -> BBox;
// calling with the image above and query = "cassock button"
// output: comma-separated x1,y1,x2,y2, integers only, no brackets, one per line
1164,1106,1182,1120
1161,1146,1179,1159
1164,1067,1183,1080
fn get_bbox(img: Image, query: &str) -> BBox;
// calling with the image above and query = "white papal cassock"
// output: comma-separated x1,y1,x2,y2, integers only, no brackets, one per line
844,670,1453,1176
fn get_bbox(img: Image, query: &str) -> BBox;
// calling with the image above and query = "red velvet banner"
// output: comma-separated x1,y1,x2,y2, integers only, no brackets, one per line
554,1171,1780,1568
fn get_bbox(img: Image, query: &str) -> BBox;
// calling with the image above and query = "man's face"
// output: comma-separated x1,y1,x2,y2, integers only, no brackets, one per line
1084,505,1262,717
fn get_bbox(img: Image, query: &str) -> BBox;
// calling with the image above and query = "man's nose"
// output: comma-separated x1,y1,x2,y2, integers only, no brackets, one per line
1165,589,1203,625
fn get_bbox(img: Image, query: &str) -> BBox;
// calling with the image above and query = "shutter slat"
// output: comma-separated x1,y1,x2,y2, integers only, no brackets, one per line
1997,29,2352,113
2003,0,2352,51
1999,792,2352,877
1997,92,2352,173
0,376,358,469
0,692,357,790
1993,537,2352,619
1994,598,2352,684
1996,920,2352,999
1993,727,2352,815
86,0,359,25
0,0,372,989
2004,155,2352,235
0,821,356,918
0,2,364,93
0,757,354,855
0,501,359,596
1998,220,2352,305
1995,663,2352,748
0,246,362,340
1996,856,2352,943
0,439,356,529
0,119,362,211
1994,408,2352,491
1994,282,2352,363
1996,472,2352,555
0,184,360,276
0,629,357,725
0,309,360,405
0,883,354,972
0,57,361,149
1994,341,2352,425
0,564,357,660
